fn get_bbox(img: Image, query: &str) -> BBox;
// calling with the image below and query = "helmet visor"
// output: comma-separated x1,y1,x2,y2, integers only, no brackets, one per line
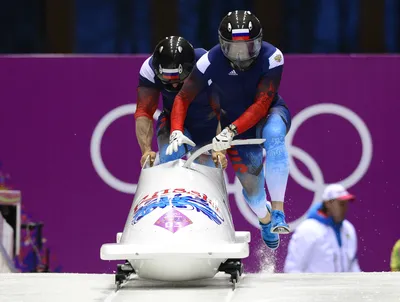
220,36,262,64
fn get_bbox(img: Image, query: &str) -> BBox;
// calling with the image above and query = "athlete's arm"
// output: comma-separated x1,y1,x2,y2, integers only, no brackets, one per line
230,66,283,135
170,54,210,133
134,86,160,154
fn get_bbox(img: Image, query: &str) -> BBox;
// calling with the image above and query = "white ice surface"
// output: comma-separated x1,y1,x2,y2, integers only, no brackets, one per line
0,272,399,302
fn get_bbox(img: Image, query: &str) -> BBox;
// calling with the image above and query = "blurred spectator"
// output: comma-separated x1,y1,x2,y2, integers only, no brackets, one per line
0,162,12,190
0,1,45,53
312,0,360,53
284,184,361,273
283,0,360,53
0,0,399,54
178,0,253,50
385,0,400,52
74,0,151,53
390,239,400,271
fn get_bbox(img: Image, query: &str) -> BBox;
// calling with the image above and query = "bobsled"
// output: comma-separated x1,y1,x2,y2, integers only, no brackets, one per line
100,139,264,289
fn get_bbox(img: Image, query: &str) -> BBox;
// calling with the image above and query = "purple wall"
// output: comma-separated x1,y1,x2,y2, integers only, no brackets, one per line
0,55,398,274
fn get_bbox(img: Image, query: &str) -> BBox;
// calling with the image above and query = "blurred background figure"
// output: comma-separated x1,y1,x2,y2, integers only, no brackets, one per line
0,0,399,54
0,163,57,273
390,239,400,272
0,162,17,273
284,184,361,273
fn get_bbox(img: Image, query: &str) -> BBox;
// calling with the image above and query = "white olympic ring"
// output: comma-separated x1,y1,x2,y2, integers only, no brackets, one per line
234,103,373,229
90,103,373,230
90,104,161,194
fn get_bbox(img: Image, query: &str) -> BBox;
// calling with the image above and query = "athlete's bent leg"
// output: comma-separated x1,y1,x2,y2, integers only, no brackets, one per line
261,113,290,234
227,145,280,249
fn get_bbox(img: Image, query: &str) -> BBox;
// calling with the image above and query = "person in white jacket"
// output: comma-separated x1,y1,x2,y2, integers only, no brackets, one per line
284,183,361,273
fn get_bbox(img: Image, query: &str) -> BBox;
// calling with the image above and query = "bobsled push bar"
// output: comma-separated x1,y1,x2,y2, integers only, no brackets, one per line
183,138,266,168
141,138,265,169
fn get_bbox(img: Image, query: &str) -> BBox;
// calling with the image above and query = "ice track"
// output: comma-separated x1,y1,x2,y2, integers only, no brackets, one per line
0,272,399,302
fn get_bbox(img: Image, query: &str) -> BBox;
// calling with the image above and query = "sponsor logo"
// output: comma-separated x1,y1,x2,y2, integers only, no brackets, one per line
131,189,224,225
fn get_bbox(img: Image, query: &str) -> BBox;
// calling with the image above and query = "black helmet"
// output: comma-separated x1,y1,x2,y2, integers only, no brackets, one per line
152,36,195,92
218,10,263,71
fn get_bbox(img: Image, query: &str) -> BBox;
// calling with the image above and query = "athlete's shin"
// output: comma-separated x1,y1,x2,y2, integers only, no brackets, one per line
263,114,289,204
242,188,269,220
229,145,272,222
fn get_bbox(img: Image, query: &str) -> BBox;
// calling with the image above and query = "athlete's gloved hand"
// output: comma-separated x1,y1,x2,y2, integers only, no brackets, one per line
212,127,235,151
166,130,196,155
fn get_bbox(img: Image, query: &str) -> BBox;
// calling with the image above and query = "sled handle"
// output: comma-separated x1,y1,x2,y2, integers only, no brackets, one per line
142,155,151,170
183,139,265,169
216,153,224,170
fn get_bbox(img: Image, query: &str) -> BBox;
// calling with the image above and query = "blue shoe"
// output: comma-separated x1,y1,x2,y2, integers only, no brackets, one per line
271,210,290,234
260,203,280,250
